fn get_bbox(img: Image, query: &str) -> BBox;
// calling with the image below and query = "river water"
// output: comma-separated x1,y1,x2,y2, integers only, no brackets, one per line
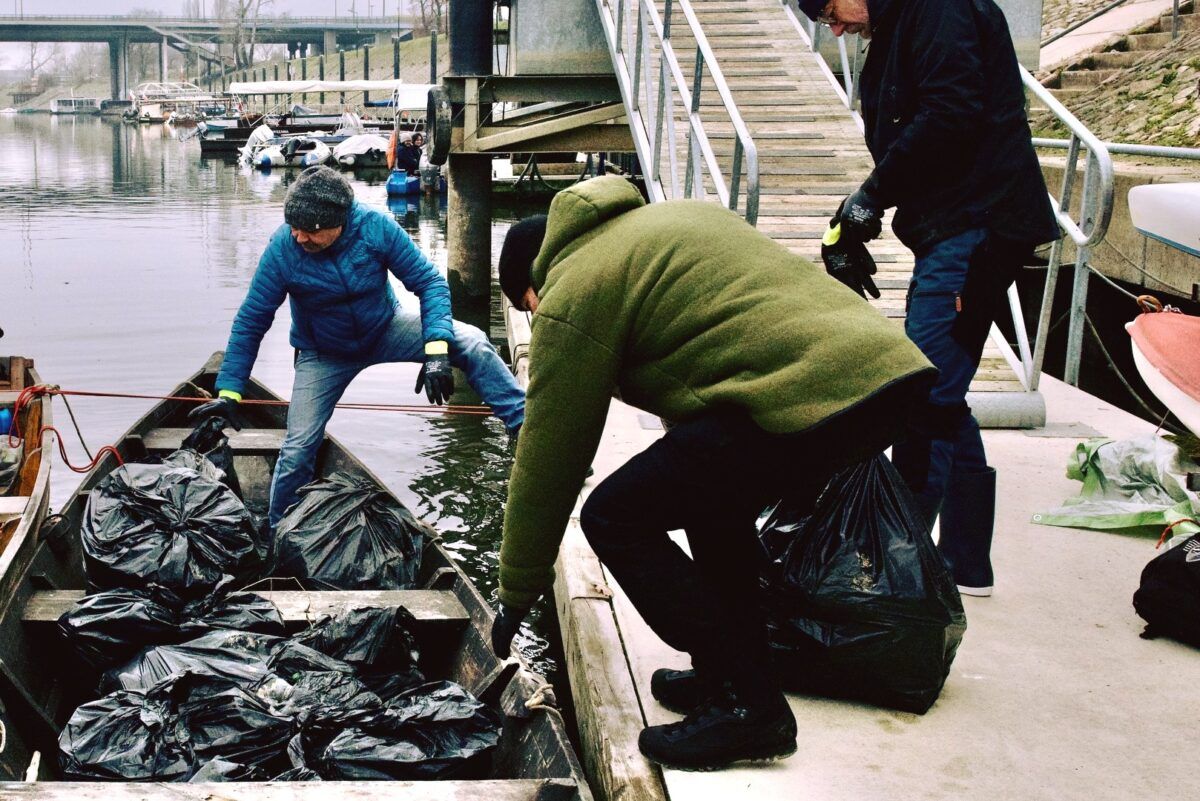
0,114,557,674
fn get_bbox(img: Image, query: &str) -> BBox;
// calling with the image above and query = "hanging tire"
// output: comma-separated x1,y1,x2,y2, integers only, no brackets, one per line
427,86,452,166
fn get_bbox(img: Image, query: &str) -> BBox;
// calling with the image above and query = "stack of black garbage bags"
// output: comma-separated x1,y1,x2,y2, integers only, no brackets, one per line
56,427,500,782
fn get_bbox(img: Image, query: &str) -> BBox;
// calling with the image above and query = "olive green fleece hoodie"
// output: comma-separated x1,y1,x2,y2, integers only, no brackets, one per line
498,176,934,609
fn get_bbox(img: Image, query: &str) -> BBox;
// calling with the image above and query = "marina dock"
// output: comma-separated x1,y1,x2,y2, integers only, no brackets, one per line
507,308,1200,801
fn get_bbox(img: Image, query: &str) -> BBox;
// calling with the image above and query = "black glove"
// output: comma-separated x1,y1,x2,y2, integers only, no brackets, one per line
186,396,242,431
414,353,455,405
491,603,528,660
821,232,881,300
837,186,884,243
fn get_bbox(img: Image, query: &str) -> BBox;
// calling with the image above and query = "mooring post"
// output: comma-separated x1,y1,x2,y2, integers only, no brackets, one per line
447,0,495,307
394,38,401,78
364,47,371,104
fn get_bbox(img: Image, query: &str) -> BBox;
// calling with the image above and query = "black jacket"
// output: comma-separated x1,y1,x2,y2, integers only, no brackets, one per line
858,0,1060,254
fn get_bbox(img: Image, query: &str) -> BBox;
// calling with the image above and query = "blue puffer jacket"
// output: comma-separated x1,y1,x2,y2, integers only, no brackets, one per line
216,201,453,394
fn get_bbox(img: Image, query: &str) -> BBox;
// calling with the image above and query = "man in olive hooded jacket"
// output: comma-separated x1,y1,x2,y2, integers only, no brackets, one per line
491,175,936,771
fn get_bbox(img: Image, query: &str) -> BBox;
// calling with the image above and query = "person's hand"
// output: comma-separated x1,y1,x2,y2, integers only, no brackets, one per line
821,223,881,299
186,395,242,431
415,342,454,405
490,603,528,660
837,186,883,243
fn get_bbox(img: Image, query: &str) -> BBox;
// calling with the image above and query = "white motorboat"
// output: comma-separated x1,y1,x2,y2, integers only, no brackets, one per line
332,133,391,167
1126,183,1200,435
254,136,331,169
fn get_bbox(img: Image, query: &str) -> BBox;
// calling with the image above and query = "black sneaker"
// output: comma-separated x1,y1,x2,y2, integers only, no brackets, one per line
651,668,706,715
638,691,797,771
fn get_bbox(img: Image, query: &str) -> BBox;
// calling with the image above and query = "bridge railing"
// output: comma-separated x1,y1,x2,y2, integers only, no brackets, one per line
0,14,409,26
594,0,760,224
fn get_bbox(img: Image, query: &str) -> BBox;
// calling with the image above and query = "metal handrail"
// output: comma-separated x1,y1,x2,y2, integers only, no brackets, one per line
1033,138,1200,161
595,0,760,224
781,0,865,125
1041,0,1131,47
0,15,405,26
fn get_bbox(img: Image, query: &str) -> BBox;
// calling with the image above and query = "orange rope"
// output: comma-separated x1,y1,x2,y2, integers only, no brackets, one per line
7,386,123,473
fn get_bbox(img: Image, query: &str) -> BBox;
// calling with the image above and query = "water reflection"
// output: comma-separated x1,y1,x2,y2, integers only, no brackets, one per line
0,115,554,675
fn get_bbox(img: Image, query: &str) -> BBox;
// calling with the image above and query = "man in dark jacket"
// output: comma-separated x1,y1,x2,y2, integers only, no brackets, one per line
810,0,1060,596
189,166,525,526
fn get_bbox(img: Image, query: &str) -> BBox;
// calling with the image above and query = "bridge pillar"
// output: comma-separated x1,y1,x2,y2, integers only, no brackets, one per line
159,37,167,82
446,155,494,308
108,35,128,100
323,30,338,56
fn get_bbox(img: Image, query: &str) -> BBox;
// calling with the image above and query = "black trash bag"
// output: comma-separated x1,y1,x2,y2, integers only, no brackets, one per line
316,681,502,780
1133,533,1200,647
271,766,323,781
267,640,358,679
176,682,296,774
180,592,287,638
188,758,266,782
58,688,191,780
182,415,244,499
81,462,259,598
102,629,283,693
271,473,429,590
269,733,323,781
57,588,183,671
290,606,421,673
758,454,967,714
258,670,384,725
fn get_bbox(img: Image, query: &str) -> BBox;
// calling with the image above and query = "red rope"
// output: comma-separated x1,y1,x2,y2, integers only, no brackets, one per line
7,386,124,473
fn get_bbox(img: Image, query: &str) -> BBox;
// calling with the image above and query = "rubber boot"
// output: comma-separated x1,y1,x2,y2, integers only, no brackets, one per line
937,467,996,596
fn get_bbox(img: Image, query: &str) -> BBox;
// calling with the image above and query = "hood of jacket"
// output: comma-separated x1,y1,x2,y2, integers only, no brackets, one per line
531,176,646,293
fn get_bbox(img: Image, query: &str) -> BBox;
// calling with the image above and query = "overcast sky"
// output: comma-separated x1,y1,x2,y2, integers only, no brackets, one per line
1,1,415,69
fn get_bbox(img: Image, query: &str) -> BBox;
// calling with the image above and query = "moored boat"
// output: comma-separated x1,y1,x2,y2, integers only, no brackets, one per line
0,356,51,566
0,353,590,799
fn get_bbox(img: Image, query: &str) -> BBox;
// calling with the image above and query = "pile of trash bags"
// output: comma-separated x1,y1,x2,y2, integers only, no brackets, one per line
59,606,501,781
57,430,493,781
758,454,967,714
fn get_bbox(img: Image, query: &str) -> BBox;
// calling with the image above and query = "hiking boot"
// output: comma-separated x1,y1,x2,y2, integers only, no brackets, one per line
638,690,797,771
651,668,706,715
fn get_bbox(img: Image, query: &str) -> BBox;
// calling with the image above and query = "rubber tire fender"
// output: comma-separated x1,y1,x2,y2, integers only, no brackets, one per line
426,86,452,167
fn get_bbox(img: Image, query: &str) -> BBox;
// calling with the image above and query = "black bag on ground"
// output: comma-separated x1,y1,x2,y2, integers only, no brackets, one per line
58,687,191,781
81,462,260,598
759,454,967,714
271,473,430,590
1133,533,1200,647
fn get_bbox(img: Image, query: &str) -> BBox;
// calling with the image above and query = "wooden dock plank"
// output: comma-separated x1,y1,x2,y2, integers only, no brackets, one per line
0,779,579,800
22,589,470,628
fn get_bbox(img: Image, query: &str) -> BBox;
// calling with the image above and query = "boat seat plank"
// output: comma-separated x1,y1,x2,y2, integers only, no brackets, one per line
23,589,470,628
0,779,580,800
0,496,30,519
141,427,286,454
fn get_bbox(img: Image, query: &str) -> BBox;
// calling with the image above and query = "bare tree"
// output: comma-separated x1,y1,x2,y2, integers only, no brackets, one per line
27,42,62,83
413,0,446,35
225,0,273,70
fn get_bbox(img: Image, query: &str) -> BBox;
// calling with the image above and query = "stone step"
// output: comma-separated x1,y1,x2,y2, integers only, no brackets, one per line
1059,68,1118,88
1125,31,1174,50
1048,87,1089,105
1087,50,1144,69
1159,12,1200,31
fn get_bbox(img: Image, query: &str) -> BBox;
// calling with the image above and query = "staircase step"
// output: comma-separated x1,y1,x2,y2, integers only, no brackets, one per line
1059,68,1117,88
1048,87,1089,104
1159,12,1200,30
1125,32,1174,50
1087,50,1144,69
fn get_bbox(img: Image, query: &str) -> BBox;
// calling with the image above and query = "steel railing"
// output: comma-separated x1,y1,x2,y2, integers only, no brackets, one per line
781,0,866,125
594,0,760,224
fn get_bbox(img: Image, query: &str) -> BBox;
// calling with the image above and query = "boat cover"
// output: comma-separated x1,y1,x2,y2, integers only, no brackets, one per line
333,134,390,159
1128,312,1200,403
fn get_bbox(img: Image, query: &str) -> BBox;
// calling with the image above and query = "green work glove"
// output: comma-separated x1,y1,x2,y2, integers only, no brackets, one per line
821,222,881,300
186,389,242,431
415,341,455,405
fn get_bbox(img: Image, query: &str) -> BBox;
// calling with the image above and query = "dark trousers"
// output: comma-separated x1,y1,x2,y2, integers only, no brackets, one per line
579,383,923,703
892,228,992,507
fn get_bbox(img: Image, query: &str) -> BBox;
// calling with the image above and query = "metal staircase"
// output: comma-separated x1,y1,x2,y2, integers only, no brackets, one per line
593,0,1118,427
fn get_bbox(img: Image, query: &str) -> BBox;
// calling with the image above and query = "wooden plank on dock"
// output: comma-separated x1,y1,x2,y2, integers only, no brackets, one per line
141,427,286,454
0,779,580,800
22,589,470,629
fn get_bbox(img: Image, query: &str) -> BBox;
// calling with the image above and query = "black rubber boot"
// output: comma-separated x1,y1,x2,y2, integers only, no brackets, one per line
638,686,797,771
937,467,996,596
651,668,707,715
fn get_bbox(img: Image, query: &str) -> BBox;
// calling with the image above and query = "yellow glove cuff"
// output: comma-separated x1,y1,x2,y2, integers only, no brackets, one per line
424,341,449,356
822,222,842,247
217,389,242,402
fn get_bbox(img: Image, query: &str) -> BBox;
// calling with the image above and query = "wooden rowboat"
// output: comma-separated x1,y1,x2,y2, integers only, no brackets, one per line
1,356,52,566
0,353,591,800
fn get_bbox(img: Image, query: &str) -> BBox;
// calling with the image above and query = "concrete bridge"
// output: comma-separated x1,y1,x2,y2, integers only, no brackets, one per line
0,14,415,99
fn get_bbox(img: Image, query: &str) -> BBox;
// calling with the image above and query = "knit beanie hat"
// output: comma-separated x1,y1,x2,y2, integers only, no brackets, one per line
498,215,548,309
284,166,354,231
797,0,826,20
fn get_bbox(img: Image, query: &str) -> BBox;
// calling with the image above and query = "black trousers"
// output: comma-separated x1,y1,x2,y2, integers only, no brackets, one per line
579,382,923,702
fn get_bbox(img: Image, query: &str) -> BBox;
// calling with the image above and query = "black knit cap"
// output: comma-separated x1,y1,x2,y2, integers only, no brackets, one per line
797,0,826,20
498,215,548,309
284,165,354,231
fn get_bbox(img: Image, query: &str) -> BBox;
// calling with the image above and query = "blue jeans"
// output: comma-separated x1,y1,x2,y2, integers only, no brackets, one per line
268,310,525,526
891,228,990,508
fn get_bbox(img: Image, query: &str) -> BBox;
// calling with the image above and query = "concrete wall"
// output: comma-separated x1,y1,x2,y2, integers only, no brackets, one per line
1042,158,1200,301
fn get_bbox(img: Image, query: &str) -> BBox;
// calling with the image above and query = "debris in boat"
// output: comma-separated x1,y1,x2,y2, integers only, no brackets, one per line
289,606,421,674
101,629,282,693
188,758,265,782
179,414,245,499
758,454,967,714
81,462,260,598
1033,435,1200,546
58,588,286,670
271,473,429,590
1134,531,1200,648
58,685,192,781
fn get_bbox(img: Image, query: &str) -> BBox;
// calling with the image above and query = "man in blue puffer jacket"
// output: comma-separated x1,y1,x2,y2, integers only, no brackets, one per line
191,166,525,526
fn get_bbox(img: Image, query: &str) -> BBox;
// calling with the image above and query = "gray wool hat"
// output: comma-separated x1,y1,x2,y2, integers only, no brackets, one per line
284,166,354,231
